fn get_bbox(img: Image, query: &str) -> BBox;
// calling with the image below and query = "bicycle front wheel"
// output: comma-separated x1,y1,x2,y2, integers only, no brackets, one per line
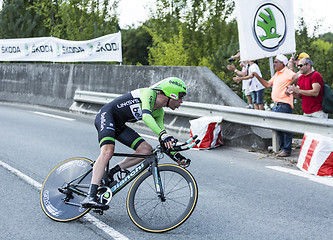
40,157,93,222
127,164,198,233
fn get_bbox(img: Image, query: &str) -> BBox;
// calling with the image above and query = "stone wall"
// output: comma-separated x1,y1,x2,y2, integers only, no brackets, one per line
0,63,246,109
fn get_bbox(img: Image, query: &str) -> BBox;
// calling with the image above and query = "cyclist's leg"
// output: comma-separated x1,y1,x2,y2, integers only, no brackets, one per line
118,142,152,169
116,126,152,169
91,144,114,185
81,109,116,209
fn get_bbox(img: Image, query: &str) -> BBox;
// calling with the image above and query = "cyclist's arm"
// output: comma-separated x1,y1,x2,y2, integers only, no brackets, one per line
142,107,165,135
140,88,165,136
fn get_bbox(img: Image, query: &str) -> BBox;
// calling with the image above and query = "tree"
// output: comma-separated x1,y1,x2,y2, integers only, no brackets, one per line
146,0,236,66
0,0,49,38
30,0,120,40
146,26,189,66
319,32,333,43
0,0,120,40
121,25,152,65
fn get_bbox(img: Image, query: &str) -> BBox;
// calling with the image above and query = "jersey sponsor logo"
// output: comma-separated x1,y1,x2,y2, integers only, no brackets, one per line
106,123,114,130
100,112,106,131
116,98,141,108
130,104,142,121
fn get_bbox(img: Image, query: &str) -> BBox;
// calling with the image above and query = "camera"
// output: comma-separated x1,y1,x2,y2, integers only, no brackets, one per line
228,57,236,62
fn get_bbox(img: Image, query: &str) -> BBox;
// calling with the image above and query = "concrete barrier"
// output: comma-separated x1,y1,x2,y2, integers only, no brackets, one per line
0,63,247,108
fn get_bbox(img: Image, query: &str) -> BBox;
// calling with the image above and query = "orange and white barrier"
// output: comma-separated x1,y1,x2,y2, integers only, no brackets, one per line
189,116,223,149
297,133,333,176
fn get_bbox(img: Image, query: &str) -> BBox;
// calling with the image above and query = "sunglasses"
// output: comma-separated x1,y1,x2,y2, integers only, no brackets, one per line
178,92,186,99
297,63,307,68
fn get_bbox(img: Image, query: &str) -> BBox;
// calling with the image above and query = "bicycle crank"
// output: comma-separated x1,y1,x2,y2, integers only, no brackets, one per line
97,186,113,206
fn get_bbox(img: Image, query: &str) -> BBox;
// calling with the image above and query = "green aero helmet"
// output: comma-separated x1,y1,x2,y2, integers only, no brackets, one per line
150,77,187,100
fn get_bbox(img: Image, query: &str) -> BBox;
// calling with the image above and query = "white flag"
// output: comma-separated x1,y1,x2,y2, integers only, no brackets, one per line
235,0,295,61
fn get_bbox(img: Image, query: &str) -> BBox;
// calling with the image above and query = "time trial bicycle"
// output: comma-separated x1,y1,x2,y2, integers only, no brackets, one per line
40,136,200,233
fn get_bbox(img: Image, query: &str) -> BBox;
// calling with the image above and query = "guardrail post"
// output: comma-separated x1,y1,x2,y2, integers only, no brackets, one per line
272,130,279,152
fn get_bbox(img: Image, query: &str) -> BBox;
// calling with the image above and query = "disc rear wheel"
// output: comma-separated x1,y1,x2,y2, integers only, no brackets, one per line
40,157,93,221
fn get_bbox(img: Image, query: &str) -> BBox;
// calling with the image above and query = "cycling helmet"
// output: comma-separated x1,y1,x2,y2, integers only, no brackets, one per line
150,77,187,100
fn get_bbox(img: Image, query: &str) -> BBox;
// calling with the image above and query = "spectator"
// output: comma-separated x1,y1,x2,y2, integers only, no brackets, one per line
253,54,298,157
287,52,314,85
287,52,310,73
287,58,328,119
233,60,265,110
227,53,253,109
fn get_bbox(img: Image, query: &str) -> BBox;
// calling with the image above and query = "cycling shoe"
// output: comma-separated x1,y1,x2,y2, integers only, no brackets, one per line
81,196,109,210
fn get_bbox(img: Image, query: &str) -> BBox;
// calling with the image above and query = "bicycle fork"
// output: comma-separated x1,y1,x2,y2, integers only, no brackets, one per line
151,162,165,202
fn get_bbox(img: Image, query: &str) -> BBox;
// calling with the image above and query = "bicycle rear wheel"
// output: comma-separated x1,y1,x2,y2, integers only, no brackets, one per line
40,157,93,222
127,164,198,232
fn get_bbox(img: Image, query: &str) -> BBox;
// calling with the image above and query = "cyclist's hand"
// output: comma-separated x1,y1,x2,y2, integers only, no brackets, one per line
159,132,175,150
174,152,191,168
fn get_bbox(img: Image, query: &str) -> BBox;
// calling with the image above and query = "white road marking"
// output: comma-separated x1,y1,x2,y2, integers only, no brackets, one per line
266,166,333,187
0,159,42,190
83,214,129,240
33,111,75,121
0,159,130,240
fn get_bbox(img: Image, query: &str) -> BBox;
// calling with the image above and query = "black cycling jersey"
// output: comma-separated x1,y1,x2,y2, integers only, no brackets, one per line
95,88,166,149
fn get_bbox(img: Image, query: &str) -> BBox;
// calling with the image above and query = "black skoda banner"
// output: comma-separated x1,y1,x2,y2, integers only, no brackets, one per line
0,32,122,62
235,0,295,61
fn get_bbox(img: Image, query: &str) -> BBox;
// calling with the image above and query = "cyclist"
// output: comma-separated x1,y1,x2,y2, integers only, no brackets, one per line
81,77,188,209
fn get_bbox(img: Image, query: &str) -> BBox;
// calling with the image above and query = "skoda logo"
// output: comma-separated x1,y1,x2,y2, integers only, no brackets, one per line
253,3,286,51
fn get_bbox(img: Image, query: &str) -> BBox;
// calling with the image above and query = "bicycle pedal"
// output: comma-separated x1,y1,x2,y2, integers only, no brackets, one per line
93,209,104,215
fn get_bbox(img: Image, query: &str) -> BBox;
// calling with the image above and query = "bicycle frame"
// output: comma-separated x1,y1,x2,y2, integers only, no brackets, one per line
108,152,160,196
41,135,200,231
62,136,200,207
63,151,163,202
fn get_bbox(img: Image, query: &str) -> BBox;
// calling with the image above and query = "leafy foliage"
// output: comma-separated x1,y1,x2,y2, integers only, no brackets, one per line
0,0,49,38
28,0,119,40
121,25,152,65
145,26,189,66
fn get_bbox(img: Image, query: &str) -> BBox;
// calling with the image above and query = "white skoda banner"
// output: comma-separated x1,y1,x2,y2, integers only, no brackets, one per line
0,32,122,62
235,0,295,61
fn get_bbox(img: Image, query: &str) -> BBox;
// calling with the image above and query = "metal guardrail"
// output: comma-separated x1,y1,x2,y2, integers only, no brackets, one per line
71,90,333,151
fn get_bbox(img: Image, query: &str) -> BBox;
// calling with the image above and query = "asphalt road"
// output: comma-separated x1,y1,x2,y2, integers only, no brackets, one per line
1,102,333,240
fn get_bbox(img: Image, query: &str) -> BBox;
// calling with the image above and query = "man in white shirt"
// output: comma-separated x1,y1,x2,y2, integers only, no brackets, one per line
233,60,265,110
